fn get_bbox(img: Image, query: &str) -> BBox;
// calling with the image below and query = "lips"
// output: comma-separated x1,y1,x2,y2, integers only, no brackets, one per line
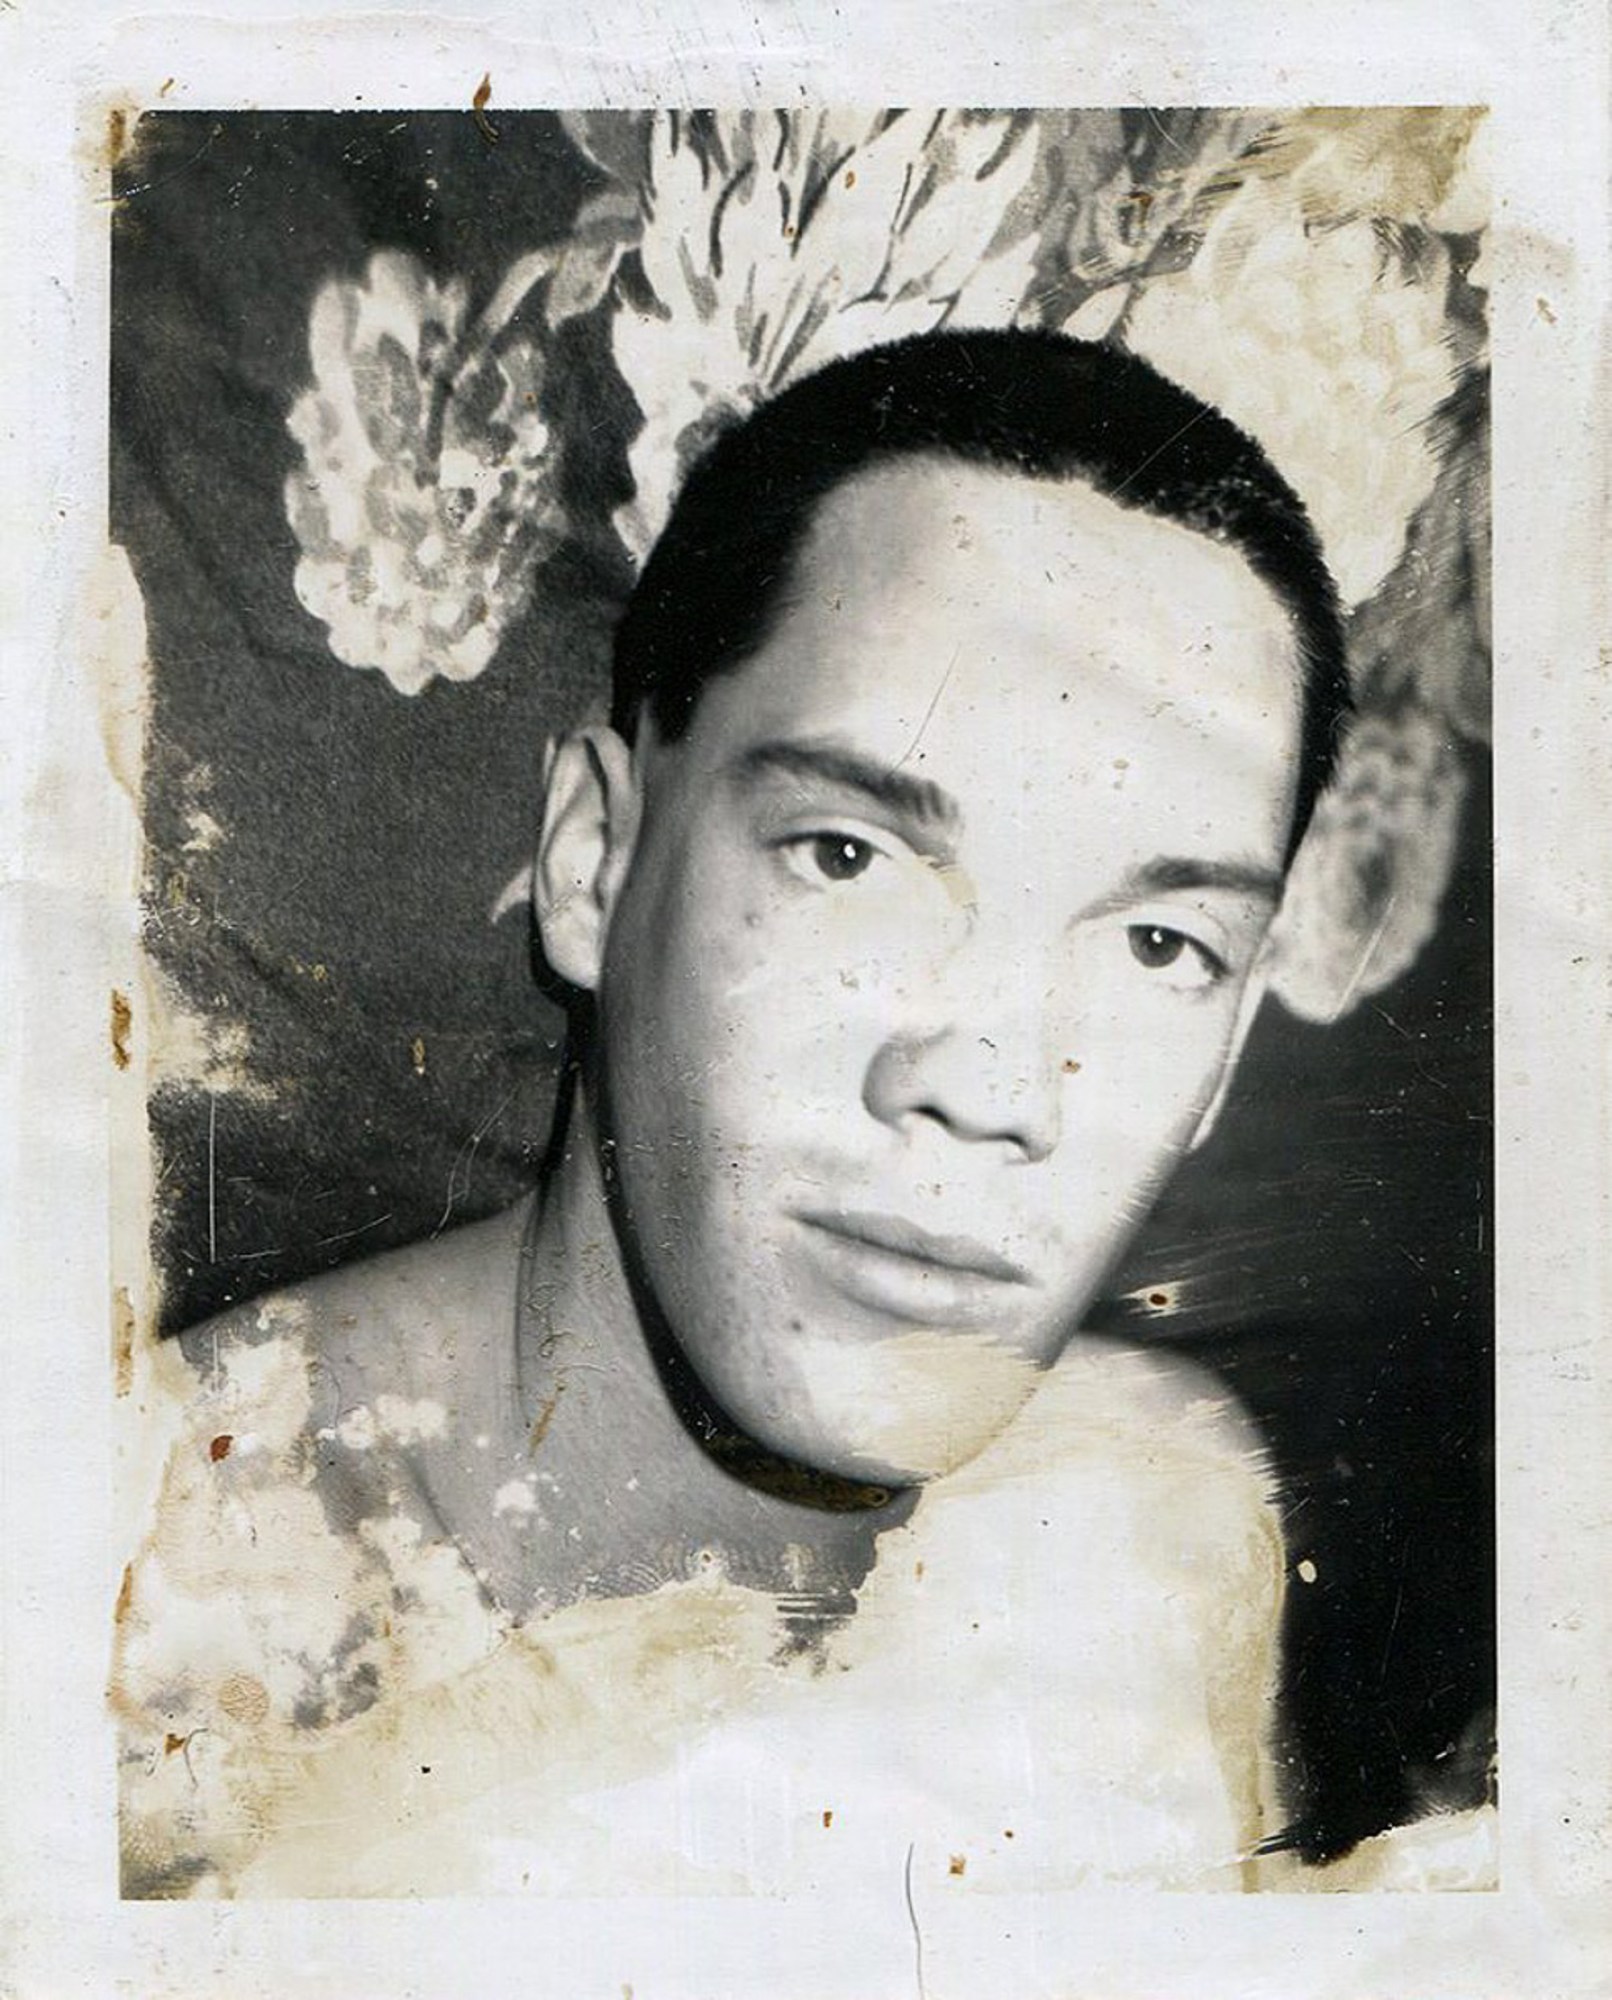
790,1207,1033,1326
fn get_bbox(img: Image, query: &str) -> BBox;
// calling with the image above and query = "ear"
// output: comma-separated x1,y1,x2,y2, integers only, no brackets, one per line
1187,960,1270,1153
532,726,641,993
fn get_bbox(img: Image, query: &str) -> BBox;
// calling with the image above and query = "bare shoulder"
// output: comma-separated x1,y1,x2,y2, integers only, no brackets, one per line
116,1202,536,1896
966,1333,1279,1506
178,1196,534,1407
165,1192,541,1599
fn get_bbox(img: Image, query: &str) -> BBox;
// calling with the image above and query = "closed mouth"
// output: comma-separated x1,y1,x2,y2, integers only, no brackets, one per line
791,1208,1032,1287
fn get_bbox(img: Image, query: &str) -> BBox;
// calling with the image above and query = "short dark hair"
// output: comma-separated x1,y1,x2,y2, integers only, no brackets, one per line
612,328,1349,860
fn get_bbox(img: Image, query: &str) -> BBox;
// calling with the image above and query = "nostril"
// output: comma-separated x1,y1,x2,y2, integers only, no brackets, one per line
862,1026,1063,1162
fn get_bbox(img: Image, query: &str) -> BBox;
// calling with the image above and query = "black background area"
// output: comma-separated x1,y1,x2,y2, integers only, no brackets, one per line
114,111,1493,1863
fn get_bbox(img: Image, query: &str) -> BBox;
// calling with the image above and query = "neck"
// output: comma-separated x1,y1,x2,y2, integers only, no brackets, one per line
514,1078,914,1622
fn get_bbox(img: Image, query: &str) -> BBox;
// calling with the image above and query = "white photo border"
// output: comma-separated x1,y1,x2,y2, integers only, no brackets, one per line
2,3,1606,1993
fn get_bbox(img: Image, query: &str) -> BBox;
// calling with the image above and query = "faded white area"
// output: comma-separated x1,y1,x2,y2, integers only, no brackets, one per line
1,9,1607,2000
781,1324,1041,1482
322,1394,450,1452
114,1327,1288,1898
1125,110,1477,605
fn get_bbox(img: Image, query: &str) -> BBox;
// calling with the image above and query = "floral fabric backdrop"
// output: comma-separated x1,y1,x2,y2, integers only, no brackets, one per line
114,107,1492,1857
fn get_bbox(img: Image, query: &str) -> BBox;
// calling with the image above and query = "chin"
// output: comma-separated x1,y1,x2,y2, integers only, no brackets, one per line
717,1322,1050,1490
777,1426,998,1491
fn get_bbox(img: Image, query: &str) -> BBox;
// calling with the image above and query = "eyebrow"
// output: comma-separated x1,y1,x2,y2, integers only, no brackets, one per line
1081,854,1285,916
729,739,961,839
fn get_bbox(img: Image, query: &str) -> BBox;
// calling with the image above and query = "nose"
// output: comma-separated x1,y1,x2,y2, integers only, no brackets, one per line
860,949,1065,1164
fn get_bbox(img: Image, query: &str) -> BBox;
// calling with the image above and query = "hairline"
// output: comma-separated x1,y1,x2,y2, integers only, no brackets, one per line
611,333,1349,864
647,442,1313,809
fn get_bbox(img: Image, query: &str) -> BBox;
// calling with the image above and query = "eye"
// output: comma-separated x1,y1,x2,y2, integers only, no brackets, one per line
1125,922,1226,989
813,834,877,882
1128,924,1186,970
780,831,883,886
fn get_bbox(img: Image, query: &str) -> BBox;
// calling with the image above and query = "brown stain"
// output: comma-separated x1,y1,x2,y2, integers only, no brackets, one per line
84,100,161,206
111,988,133,1069
821,1808,833,1828
209,1433,233,1463
163,1731,189,1757
113,1285,135,1398
1536,296,1558,325
113,1562,134,1628
472,73,499,146
528,1383,566,1453
217,1673,270,1725
843,168,856,189
410,1035,427,1077
948,1852,966,1877
100,99,159,181
1061,1057,1081,1074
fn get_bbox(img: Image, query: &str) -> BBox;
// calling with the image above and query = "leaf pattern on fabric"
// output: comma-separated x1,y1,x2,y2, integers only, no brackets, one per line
285,250,566,695
610,110,1042,562
1269,708,1469,1022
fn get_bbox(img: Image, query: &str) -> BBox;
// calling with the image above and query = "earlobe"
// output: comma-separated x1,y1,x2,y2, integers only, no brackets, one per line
1187,963,1270,1153
532,727,641,993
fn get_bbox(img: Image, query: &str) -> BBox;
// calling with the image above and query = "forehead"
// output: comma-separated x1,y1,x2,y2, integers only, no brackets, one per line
663,456,1302,862
794,454,1291,701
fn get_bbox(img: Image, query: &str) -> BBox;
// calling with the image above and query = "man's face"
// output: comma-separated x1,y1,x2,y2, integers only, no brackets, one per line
594,458,1302,1484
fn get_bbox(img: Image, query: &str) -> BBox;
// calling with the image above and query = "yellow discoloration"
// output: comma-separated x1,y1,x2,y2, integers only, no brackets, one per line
111,988,133,1069
117,1323,1292,1897
113,1286,136,1398
216,1673,270,1725
88,545,149,811
782,1325,1042,1483
528,1383,566,1453
1221,106,1485,227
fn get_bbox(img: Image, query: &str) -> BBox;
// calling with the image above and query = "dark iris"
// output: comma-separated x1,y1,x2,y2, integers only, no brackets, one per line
813,834,874,882
1128,924,1187,970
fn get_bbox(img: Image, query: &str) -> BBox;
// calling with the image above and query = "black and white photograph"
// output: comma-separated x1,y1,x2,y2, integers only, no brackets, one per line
110,103,1496,1898
1,5,1607,1996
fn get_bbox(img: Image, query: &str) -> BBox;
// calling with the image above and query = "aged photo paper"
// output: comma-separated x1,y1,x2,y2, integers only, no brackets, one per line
3,3,1608,1996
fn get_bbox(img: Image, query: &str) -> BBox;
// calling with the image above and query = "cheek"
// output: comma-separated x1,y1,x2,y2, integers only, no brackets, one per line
1060,989,1243,1161
656,874,916,1065
603,873,857,1155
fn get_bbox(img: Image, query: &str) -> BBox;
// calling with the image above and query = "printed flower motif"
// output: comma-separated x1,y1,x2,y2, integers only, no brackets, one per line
1224,106,1487,233
1019,108,1278,336
285,250,566,694
1351,370,1491,744
1125,185,1458,607
609,110,1042,561
1268,708,1468,1023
